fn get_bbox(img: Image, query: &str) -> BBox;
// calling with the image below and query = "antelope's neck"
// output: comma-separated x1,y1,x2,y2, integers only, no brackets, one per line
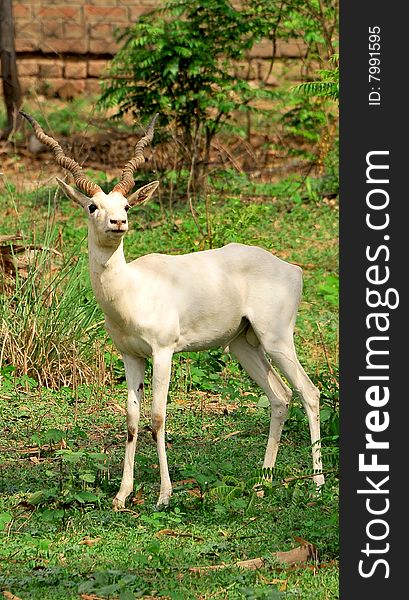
87,236,128,311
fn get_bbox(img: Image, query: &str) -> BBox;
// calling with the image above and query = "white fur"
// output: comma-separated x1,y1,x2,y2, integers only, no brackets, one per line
57,177,324,508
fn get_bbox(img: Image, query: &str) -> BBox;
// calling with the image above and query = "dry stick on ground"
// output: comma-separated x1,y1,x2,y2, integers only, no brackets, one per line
316,321,337,383
212,140,243,173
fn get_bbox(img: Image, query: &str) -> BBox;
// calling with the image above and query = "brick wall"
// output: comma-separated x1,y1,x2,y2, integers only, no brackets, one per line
5,1,307,98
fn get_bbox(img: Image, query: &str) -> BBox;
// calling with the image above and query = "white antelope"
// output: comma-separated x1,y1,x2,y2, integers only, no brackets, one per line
21,111,324,508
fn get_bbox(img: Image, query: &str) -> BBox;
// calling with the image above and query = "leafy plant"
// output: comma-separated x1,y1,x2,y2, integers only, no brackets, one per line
280,99,328,145
318,274,339,306
78,570,145,600
240,586,283,599
28,447,111,511
99,0,274,191
295,55,339,102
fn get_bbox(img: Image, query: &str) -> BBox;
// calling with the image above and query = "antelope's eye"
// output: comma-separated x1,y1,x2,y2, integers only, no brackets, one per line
124,205,130,212
88,204,98,214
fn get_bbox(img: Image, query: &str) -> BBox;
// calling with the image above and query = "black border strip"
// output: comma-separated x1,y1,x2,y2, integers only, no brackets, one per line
340,1,407,596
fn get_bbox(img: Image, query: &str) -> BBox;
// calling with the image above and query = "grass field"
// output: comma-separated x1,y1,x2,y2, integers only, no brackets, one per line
0,112,339,599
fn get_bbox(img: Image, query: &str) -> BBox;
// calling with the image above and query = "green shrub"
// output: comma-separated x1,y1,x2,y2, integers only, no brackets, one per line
99,0,275,190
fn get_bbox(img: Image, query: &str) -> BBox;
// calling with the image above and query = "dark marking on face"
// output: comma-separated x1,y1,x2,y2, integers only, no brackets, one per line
138,382,144,391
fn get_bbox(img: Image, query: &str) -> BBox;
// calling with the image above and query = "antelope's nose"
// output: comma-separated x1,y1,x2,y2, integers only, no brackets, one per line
110,219,127,225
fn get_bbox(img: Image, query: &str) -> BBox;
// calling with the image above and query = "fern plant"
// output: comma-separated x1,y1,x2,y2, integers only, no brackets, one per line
294,55,339,102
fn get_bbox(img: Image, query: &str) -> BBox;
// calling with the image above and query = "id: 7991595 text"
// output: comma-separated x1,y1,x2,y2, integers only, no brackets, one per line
368,26,381,106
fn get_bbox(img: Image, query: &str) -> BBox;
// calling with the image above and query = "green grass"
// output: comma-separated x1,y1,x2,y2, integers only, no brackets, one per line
0,383,338,599
1,169,338,599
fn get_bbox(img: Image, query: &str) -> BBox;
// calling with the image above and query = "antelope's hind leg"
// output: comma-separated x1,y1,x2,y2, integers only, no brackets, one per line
259,332,325,487
229,331,292,473
113,355,146,510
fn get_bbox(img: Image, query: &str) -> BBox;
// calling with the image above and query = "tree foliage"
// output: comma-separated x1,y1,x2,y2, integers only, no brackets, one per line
99,0,338,190
99,0,276,189
295,55,339,102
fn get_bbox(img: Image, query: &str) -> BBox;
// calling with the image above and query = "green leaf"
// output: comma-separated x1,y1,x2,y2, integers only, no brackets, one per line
74,491,99,503
320,406,334,422
44,428,65,443
0,512,12,531
38,509,65,523
28,490,46,505
257,395,270,408
80,472,96,483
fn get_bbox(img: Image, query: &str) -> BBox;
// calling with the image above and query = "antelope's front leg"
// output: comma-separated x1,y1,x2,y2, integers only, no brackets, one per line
151,348,173,507
113,355,146,510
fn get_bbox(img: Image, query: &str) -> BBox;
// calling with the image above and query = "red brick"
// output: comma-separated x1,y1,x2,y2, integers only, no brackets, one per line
90,0,125,4
40,0,84,4
15,20,41,38
256,60,269,81
234,60,257,81
84,6,128,22
266,59,285,78
17,59,40,77
69,79,86,93
88,59,109,77
19,76,37,93
40,78,72,97
117,0,155,5
37,7,82,21
15,21,41,52
129,6,153,20
42,20,64,38
264,74,279,87
85,79,102,95
63,24,88,40
12,4,31,19
249,41,274,59
89,24,114,40
57,80,86,100
64,61,88,79
39,61,64,78
43,38,89,54
276,39,308,58
89,39,121,54
15,39,38,52
281,62,304,81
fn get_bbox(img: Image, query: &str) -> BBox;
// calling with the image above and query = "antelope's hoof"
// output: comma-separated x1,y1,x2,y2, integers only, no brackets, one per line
313,473,325,488
156,493,172,509
253,483,265,498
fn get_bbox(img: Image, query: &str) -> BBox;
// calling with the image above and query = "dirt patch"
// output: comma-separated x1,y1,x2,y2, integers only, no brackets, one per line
1,125,314,194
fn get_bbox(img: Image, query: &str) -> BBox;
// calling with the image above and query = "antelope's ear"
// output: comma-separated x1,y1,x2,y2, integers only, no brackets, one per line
56,177,90,208
127,181,159,206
